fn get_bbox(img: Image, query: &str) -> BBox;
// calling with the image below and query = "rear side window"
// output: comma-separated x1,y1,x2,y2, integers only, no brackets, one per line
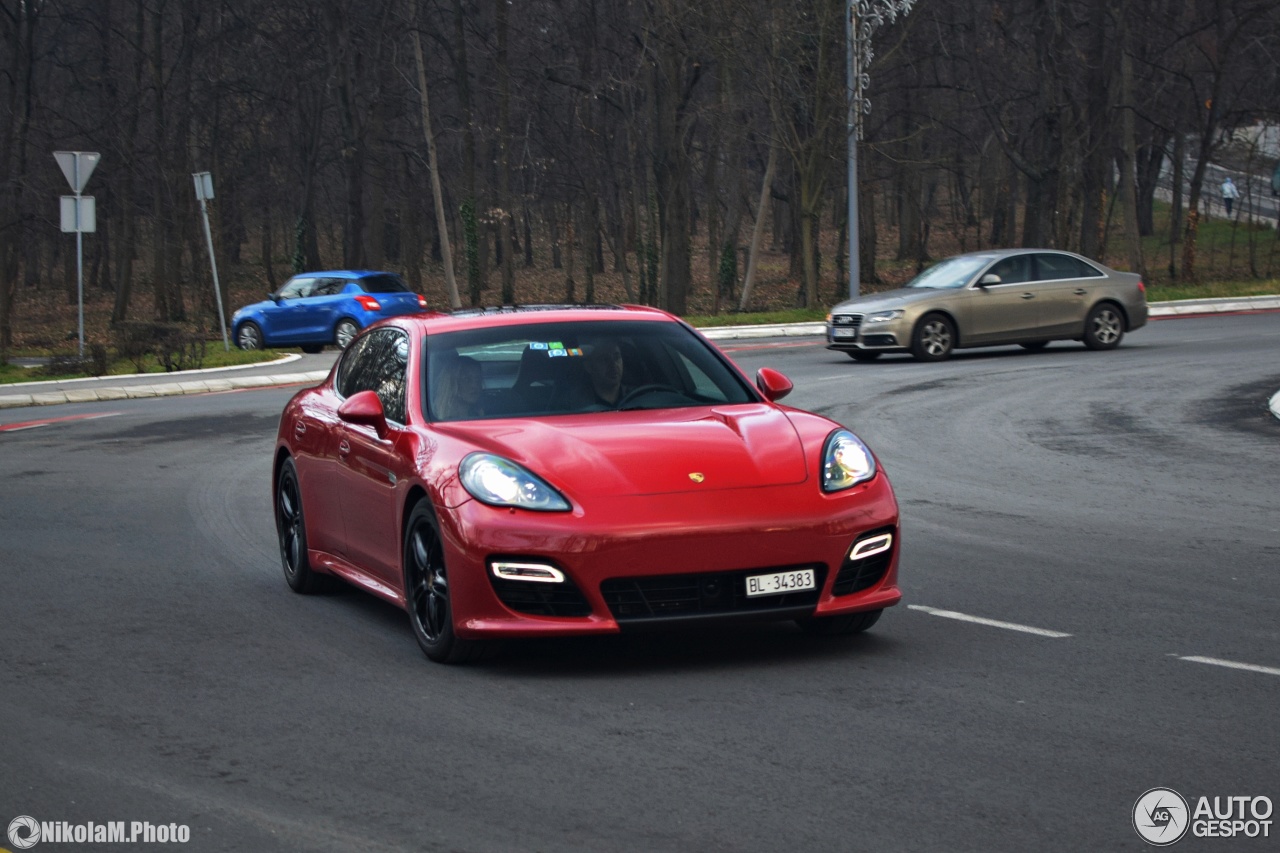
1035,253,1103,281
358,274,410,294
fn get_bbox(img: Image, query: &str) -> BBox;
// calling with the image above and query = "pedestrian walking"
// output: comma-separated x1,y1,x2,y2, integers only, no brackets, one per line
1221,176,1240,217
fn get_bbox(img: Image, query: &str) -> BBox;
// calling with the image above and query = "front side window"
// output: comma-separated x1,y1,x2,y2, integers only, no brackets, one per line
276,276,317,300
985,255,1033,285
336,329,409,424
423,319,756,421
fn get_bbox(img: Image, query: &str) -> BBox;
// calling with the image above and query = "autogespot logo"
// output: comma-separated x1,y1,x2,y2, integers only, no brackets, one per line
8,815,40,849
1134,788,1191,846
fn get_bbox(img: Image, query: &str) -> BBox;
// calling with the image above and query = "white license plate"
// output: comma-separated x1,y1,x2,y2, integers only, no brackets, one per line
832,327,856,339
745,568,816,597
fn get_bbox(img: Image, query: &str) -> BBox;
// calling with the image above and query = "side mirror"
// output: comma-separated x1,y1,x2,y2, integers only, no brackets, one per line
755,367,793,402
269,292,282,303
338,390,389,439
978,273,1002,287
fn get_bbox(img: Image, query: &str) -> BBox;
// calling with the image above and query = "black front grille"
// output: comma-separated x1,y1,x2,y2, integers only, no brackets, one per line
832,527,895,596
831,313,863,328
601,565,826,622
490,576,592,617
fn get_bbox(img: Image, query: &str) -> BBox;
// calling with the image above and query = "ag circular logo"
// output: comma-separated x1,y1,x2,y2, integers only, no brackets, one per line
1134,788,1190,846
7,815,41,849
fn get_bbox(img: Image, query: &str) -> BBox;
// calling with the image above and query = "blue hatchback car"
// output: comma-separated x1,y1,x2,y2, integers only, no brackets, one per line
231,270,428,352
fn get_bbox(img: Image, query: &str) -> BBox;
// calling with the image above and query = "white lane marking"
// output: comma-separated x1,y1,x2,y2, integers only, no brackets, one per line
1174,655,1280,677
908,604,1072,638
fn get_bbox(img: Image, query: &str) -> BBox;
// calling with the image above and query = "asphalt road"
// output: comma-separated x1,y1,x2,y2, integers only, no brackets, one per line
2,313,1278,852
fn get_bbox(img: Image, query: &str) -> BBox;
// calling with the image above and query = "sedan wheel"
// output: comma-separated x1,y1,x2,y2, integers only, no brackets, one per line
276,458,335,593
335,319,360,349
1083,303,1125,350
236,321,263,351
911,314,955,361
404,501,488,664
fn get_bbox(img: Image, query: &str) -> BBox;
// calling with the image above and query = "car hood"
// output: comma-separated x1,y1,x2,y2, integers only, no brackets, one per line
233,299,274,316
831,288,946,313
439,404,809,497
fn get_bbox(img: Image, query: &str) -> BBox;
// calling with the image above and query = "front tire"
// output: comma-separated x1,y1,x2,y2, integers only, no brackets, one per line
404,500,488,664
335,319,360,349
276,458,336,593
236,321,264,351
911,314,955,361
1083,303,1124,350
798,609,882,636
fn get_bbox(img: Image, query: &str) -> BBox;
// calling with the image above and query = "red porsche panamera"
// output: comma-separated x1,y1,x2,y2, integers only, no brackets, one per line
273,305,901,663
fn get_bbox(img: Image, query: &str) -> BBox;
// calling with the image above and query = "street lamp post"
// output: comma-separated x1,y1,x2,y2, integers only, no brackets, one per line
846,0,915,300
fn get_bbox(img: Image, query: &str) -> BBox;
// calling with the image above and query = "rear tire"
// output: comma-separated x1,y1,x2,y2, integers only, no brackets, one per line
1020,341,1049,352
403,500,490,664
335,319,360,349
911,314,955,361
846,351,882,362
1083,303,1124,350
797,609,882,636
300,344,324,354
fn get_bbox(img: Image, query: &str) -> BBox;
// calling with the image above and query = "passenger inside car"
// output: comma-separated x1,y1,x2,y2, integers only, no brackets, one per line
432,355,485,420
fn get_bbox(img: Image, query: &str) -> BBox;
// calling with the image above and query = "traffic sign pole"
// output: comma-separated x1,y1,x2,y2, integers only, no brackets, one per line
193,172,229,351
54,151,100,359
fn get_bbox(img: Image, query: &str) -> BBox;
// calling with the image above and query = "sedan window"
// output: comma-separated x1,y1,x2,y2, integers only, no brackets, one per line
1034,253,1103,281
985,255,1033,285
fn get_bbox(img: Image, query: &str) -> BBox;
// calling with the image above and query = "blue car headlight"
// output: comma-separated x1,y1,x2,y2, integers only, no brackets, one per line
460,453,571,511
821,429,876,492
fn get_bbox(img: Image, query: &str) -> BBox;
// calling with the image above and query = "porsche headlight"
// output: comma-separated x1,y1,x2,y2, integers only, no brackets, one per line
821,429,876,492
863,310,903,323
459,453,571,511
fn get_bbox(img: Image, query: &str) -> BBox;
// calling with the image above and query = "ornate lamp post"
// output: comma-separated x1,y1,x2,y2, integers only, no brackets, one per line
847,0,915,299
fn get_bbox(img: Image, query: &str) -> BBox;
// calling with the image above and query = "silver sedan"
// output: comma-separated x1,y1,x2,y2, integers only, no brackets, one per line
827,249,1148,361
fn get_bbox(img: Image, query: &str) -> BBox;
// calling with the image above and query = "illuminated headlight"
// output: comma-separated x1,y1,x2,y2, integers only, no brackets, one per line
460,453,571,511
864,310,903,324
821,429,876,492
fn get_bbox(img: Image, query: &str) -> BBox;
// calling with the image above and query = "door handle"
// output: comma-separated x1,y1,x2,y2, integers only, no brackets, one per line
1073,288,1088,295
1020,292,1035,300
338,440,351,457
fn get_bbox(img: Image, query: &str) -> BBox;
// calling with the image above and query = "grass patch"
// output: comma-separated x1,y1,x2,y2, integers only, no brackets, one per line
0,346,293,385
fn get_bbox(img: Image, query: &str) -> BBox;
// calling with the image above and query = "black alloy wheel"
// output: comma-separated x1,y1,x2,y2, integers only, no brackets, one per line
1083,303,1125,350
276,458,335,593
403,500,488,663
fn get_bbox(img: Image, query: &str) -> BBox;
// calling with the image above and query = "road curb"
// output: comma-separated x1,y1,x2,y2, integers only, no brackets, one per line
0,370,332,410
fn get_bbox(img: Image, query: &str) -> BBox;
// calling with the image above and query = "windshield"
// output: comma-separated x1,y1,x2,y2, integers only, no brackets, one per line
905,256,992,289
424,319,757,421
